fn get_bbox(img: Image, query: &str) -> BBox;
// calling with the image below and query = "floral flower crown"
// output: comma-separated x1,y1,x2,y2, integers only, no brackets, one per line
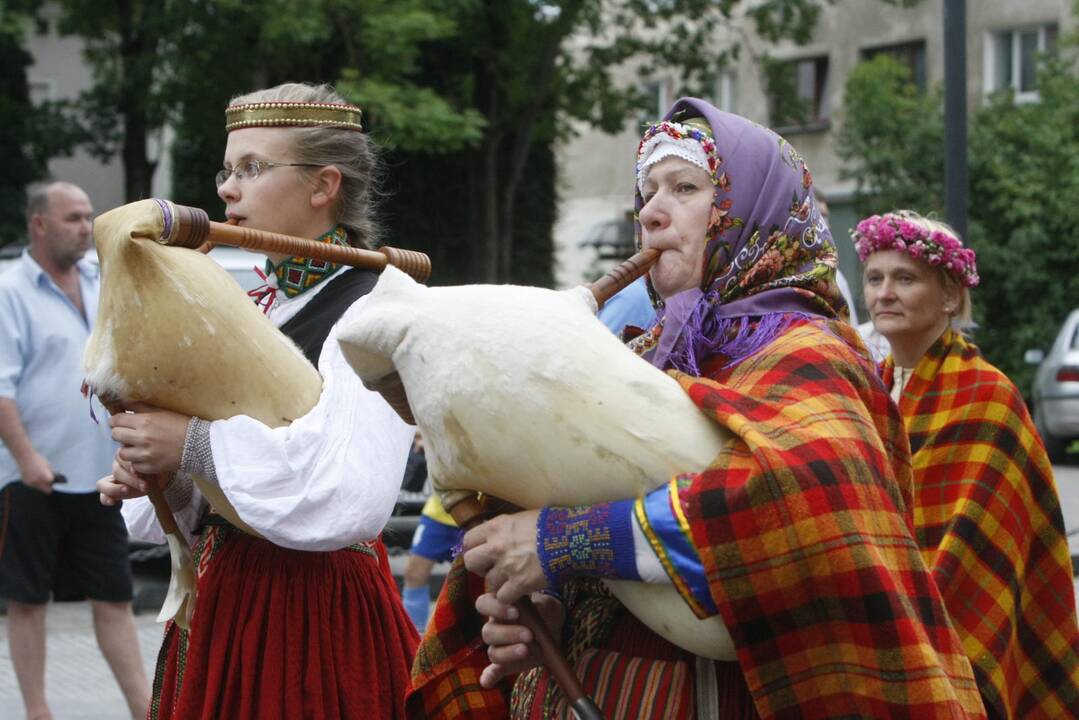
852,212,979,288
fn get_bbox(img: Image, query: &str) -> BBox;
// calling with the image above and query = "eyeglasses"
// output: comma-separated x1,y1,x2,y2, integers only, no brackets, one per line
215,159,323,188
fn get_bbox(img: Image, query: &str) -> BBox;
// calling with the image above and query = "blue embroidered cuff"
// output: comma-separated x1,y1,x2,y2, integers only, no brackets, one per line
537,499,640,589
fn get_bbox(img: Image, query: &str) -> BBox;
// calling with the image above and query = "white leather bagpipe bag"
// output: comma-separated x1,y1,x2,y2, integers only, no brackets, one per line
83,199,323,534
338,266,736,660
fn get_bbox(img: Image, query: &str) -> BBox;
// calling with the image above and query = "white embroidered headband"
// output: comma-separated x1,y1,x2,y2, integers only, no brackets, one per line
636,123,711,194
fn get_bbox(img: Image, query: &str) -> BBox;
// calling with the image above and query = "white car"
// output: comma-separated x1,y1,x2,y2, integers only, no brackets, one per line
1026,308,1079,462
205,245,267,292
0,243,267,293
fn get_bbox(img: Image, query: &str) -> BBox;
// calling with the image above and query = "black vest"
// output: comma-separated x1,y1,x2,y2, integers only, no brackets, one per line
278,268,379,366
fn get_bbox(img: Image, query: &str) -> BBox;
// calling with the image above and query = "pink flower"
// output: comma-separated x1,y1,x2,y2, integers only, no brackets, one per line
898,221,919,241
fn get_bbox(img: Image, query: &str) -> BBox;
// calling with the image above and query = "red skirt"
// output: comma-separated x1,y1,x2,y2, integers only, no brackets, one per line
511,579,758,719
148,526,418,720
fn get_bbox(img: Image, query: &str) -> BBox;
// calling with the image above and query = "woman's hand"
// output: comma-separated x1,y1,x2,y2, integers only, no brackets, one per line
97,452,161,506
462,509,547,604
109,402,190,476
476,591,565,688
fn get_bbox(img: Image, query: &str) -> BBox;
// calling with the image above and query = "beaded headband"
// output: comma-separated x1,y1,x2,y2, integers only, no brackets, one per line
853,212,979,288
225,101,363,133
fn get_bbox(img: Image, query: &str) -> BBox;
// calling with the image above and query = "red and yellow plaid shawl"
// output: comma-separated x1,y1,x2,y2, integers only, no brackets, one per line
408,320,986,719
882,329,1079,718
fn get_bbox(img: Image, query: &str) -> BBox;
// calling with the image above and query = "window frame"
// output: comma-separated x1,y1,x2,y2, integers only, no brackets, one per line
860,39,928,93
768,54,831,135
983,23,1058,103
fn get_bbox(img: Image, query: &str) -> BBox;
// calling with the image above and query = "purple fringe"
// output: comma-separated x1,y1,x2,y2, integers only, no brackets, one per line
666,291,815,374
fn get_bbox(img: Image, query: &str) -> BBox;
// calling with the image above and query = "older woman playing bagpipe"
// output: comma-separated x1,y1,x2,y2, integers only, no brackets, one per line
857,211,1079,718
406,99,987,719
95,83,418,719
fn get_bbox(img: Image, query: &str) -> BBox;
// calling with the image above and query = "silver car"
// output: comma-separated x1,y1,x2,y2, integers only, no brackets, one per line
1027,308,1079,462
2,244,266,291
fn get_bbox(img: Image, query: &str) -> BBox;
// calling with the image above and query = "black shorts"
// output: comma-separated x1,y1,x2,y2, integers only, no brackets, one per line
0,482,133,604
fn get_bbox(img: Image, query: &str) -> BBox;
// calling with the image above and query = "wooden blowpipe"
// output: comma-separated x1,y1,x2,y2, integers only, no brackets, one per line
152,201,431,283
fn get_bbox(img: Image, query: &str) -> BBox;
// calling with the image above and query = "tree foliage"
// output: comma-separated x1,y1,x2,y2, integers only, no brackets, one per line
966,54,1079,393
837,36,1079,395
45,0,842,282
836,54,943,218
0,1,88,243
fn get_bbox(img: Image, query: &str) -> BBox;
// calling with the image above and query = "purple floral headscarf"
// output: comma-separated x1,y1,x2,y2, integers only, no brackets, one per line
633,97,845,374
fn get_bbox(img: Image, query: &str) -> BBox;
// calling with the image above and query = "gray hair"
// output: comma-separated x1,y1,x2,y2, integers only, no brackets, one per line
228,83,381,249
26,181,87,226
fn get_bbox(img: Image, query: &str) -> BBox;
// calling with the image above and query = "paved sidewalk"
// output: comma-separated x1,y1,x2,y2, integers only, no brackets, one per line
0,601,163,719
0,552,449,719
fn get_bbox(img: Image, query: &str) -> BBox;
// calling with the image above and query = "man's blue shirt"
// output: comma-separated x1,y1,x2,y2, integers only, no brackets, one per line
0,250,116,492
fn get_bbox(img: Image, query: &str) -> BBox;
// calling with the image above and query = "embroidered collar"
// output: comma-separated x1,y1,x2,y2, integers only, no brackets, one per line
247,225,349,313
270,225,349,295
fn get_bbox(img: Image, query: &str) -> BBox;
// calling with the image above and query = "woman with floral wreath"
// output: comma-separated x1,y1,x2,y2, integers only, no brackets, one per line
858,210,1079,718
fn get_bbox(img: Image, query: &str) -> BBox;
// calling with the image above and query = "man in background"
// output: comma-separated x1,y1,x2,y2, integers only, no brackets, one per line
0,182,149,719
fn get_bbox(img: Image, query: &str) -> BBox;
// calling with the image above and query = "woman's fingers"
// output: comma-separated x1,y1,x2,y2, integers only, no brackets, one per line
476,592,519,621
96,474,143,502
108,408,189,474
462,510,546,605
480,616,532,647
474,592,566,688
463,541,495,578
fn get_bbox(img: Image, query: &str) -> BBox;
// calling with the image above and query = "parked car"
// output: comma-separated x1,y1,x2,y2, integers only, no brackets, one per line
206,245,266,292
1025,308,1079,462
0,242,266,292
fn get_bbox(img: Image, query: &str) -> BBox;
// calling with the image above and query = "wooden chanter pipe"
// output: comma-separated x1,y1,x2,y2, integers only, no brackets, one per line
150,200,431,283
437,248,661,720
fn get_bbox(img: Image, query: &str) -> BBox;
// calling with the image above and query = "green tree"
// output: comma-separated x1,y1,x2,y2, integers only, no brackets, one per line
0,1,86,244
835,54,943,218
0,4,41,243
53,0,174,201
53,0,486,203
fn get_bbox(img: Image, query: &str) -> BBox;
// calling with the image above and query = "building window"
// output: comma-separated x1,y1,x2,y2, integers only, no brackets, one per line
985,24,1058,101
639,79,672,124
862,40,927,92
767,55,829,131
715,70,737,114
